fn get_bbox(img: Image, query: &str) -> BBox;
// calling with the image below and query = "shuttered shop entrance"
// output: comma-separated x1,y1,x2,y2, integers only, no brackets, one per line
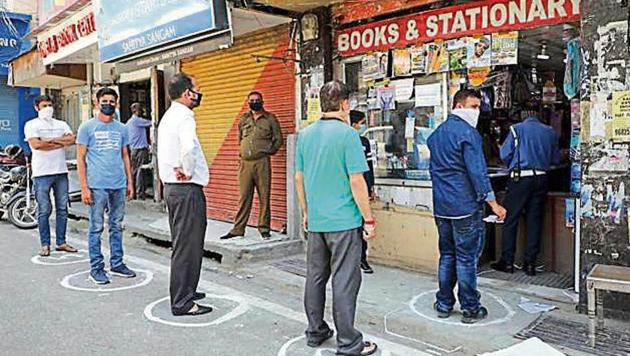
181,25,295,231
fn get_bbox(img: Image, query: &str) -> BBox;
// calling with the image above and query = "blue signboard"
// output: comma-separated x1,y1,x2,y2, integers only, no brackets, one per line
0,12,31,76
93,0,227,62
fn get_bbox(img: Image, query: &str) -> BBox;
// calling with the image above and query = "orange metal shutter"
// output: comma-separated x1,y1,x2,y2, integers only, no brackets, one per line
181,25,295,231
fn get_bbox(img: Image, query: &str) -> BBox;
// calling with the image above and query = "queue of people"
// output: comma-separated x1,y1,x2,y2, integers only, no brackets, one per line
24,72,558,354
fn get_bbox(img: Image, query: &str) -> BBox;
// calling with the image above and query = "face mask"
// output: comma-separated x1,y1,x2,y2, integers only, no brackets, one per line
38,106,54,121
100,104,116,116
358,123,368,135
249,102,264,112
189,89,203,108
452,108,480,128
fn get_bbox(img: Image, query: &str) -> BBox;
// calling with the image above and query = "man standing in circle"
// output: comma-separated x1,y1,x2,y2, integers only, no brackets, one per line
158,73,212,316
25,95,77,257
77,88,136,285
220,91,283,240
296,81,378,356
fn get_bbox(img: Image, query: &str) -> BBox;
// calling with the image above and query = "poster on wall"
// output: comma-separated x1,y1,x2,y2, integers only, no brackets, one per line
426,42,449,74
410,45,427,74
415,83,442,107
468,35,492,68
447,39,468,71
565,199,575,228
491,31,519,66
612,91,630,141
377,86,396,110
362,53,379,81
392,78,414,102
393,48,412,77
468,67,492,87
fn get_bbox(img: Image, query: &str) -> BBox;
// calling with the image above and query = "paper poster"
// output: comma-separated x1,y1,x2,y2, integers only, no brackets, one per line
491,31,519,66
426,42,449,74
571,99,581,129
410,45,427,74
447,39,469,71
405,116,415,139
570,129,581,161
393,48,411,77
590,92,608,139
415,83,442,107
468,66,492,87
363,52,388,81
570,162,581,194
566,199,575,228
468,35,492,68
307,97,321,123
377,86,396,110
612,91,630,141
392,79,414,102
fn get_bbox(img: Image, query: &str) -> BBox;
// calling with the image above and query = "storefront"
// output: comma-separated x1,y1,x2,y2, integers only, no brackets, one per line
329,0,582,287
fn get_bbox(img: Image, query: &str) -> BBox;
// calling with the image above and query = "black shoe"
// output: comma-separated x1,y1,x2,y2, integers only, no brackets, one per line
193,292,206,301
307,329,334,347
461,306,488,324
433,301,451,319
220,233,242,240
524,263,537,276
360,260,374,274
490,260,514,274
260,232,271,239
172,304,213,316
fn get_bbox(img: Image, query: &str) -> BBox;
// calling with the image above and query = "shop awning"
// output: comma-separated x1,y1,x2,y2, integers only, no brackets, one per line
8,49,86,89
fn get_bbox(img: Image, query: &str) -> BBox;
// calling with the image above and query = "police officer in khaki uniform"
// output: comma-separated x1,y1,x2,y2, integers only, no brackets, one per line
221,92,283,240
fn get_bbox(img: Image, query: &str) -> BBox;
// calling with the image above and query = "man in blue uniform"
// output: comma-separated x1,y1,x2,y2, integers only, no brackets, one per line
491,101,560,276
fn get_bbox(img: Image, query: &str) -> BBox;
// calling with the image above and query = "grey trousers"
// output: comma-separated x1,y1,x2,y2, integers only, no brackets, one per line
305,228,364,355
130,148,149,198
164,183,207,314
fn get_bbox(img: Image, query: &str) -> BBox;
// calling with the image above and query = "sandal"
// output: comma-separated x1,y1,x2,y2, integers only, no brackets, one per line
55,244,78,253
360,341,378,356
39,246,50,257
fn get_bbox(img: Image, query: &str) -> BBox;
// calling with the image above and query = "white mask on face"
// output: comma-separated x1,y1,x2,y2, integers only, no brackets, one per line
38,106,54,121
452,108,480,128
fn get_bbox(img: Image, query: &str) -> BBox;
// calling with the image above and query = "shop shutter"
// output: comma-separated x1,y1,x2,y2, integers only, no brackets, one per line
0,80,20,148
182,25,295,231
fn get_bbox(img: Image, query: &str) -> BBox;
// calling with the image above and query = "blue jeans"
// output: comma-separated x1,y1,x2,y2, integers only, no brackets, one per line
88,188,126,271
34,174,69,247
435,208,485,313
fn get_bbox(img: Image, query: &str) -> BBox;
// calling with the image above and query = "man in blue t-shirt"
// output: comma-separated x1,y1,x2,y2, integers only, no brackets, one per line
77,87,136,285
295,81,378,356
125,102,152,199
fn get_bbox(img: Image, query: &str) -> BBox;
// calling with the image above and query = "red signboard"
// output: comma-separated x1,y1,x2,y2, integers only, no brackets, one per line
38,12,96,58
336,0,581,57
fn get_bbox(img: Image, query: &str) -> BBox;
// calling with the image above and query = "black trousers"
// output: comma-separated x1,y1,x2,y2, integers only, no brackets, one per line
500,175,548,265
130,148,149,198
164,183,207,314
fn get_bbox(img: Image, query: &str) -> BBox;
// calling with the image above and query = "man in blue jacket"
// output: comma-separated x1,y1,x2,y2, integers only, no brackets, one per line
428,89,507,324
491,100,560,276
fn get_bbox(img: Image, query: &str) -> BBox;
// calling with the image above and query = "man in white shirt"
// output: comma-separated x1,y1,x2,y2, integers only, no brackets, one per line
158,73,212,316
24,95,77,257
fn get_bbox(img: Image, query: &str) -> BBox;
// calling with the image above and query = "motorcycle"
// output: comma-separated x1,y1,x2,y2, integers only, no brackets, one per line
0,146,37,229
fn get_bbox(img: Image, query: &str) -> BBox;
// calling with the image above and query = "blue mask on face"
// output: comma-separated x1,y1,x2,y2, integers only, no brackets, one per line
358,123,368,136
100,104,116,116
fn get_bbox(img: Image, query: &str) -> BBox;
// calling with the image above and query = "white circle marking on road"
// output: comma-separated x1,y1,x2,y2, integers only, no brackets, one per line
143,294,250,328
60,269,153,292
31,251,89,266
409,289,515,327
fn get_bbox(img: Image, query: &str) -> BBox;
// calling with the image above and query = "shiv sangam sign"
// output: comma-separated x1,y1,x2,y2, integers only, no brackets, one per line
93,0,228,62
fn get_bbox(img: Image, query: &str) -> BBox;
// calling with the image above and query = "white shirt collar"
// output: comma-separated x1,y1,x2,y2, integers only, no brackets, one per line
170,101,193,113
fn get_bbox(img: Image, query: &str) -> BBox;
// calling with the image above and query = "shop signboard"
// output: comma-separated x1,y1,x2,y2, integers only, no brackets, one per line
94,0,229,62
37,11,96,59
336,0,581,56
0,13,31,76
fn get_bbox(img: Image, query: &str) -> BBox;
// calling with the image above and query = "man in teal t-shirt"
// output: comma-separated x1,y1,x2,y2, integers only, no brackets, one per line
295,81,378,356
77,87,135,285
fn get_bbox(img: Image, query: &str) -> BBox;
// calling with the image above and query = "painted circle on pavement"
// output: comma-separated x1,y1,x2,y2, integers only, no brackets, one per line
409,289,515,327
143,294,250,328
60,268,153,292
31,250,89,266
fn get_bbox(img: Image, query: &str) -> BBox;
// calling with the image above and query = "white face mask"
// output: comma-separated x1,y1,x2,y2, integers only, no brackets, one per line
38,106,54,121
452,108,480,128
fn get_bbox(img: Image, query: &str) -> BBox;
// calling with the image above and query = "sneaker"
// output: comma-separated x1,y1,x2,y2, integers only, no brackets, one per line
89,269,110,285
360,260,374,274
110,264,137,278
433,301,451,318
461,306,488,324
260,232,271,239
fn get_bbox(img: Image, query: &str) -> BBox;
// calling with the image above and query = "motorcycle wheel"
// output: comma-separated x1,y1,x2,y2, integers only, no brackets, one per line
8,195,38,229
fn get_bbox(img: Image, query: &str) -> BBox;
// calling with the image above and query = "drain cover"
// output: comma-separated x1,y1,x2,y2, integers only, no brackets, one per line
272,259,307,278
479,268,573,289
516,315,630,356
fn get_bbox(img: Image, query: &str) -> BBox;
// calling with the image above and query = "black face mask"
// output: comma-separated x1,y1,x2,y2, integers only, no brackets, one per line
100,104,116,116
189,89,203,108
249,102,263,112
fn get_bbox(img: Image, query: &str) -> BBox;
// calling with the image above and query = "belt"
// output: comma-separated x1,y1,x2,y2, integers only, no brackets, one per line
510,170,546,178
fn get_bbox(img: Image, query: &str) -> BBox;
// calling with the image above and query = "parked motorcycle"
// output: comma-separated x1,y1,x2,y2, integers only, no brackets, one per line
0,146,37,229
